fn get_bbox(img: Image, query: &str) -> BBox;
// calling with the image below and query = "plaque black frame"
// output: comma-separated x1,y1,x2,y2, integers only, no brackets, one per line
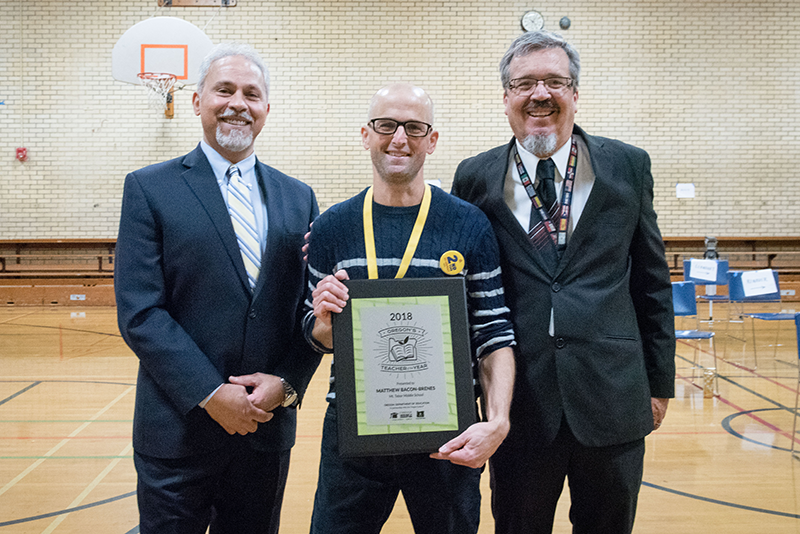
332,277,477,457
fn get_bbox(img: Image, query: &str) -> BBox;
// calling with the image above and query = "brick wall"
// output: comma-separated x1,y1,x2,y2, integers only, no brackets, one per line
1,0,798,238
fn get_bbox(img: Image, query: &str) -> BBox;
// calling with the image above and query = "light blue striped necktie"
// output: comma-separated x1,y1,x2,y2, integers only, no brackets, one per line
226,164,261,290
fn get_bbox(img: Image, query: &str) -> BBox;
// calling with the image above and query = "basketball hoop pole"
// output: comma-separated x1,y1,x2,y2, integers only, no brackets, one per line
165,86,174,119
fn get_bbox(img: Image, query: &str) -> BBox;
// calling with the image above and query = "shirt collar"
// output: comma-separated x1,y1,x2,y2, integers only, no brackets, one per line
514,136,572,182
200,140,257,185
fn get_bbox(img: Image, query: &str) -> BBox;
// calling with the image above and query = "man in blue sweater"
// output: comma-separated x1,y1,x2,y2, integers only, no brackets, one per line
302,83,516,534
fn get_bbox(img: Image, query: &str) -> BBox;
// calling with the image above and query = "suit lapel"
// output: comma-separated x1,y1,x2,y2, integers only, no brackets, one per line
489,139,559,277
251,160,280,301
182,145,252,294
556,127,609,274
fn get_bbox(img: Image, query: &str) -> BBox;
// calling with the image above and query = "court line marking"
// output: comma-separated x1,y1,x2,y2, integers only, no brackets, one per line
675,354,800,448
721,407,797,451
0,419,132,423
0,338,793,527
2,436,131,440
642,481,800,519
41,442,134,533
2,477,797,527
0,386,134,497
0,455,133,459
0,382,41,407
0,322,121,338
0,311,37,325
0,379,136,387
0,491,137,527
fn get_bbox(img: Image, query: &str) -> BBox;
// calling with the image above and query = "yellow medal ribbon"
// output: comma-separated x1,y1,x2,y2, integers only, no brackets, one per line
363,184,432,279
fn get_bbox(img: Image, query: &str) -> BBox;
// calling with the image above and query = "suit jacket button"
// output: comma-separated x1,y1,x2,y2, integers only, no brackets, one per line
555,337,566,349
552,282,561,292
249,310,257,319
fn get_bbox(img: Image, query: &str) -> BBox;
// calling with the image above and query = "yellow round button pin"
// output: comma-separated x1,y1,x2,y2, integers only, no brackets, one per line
439,250,465,275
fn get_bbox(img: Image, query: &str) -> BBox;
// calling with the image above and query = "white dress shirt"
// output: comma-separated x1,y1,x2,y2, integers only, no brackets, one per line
505,136,594,239
198,141,269,407
504,136,596,336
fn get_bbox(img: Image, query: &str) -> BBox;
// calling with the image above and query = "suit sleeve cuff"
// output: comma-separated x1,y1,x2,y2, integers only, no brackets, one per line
198,384,223,408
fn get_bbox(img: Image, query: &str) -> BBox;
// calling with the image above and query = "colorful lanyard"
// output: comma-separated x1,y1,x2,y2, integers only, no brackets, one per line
513,138,578,248
363,184,432,279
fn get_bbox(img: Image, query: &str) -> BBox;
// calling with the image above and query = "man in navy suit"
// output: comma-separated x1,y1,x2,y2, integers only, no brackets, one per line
115,43,320,534
451,31,675,533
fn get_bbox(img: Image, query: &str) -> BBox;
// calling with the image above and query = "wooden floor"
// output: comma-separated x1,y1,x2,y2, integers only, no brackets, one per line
1,303,800,533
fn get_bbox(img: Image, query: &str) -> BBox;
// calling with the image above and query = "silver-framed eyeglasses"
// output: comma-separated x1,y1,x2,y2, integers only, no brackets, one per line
507,77,574,96
368,118,432,138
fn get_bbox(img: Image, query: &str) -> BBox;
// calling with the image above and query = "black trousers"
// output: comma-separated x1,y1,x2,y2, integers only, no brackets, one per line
490,416,645,534
135,440,290,534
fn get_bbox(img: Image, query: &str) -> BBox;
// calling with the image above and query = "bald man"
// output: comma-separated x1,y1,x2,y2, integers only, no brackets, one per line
301,83,516,534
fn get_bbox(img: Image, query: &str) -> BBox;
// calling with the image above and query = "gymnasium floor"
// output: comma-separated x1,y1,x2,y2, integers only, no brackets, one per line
1,304,799,533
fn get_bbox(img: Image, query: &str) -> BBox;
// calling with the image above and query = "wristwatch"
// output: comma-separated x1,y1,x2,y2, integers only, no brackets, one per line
280,378,298,407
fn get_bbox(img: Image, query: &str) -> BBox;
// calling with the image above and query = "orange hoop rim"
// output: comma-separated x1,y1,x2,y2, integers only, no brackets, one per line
137,72,177,82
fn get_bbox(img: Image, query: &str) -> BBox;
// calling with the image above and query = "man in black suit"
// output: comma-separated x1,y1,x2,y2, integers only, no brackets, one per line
451,31,675,534
115,43,320,534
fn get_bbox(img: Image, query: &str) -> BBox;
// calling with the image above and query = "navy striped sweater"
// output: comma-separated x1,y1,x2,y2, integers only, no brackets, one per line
302,185,515,401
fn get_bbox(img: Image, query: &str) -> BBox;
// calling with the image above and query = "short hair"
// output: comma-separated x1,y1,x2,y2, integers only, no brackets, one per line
499,31,580,90
196,42,270,100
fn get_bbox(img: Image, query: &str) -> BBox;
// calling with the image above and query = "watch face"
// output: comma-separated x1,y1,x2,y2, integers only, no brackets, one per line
521,10,544,32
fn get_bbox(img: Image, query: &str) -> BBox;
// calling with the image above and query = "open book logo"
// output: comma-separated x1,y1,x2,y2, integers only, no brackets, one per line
388,336,417,362
377,325,429,374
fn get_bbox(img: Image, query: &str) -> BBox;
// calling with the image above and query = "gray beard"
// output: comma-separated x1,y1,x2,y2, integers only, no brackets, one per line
521,134,557,158
216,127,253,153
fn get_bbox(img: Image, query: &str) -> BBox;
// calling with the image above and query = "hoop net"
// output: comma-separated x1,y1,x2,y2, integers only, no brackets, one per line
137,72,177,111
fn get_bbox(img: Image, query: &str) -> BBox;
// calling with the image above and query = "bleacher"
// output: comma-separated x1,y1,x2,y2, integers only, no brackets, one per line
0,239,116,305
2,237,799,305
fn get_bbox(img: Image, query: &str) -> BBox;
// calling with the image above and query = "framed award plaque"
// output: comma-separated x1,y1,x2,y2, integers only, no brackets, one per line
332,277,477,457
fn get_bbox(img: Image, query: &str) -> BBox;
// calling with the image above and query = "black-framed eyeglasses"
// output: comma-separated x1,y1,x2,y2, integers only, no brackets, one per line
506,77,574,96
368,118,432,138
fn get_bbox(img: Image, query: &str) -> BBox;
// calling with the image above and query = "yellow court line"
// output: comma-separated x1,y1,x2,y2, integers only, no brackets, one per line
0,386,134,497
40,442,134,534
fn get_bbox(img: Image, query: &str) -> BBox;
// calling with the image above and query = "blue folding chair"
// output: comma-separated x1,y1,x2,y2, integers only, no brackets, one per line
728,270,794,369
683,259,729,322
791,313,800,458
673,281,718,395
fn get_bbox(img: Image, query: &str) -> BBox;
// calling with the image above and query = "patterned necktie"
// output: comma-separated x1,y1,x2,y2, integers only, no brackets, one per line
527,157,561,265
528,158,558,231
226,164,261,290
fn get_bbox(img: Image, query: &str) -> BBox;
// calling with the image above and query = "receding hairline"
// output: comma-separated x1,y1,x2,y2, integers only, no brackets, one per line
196,42,270,101
367,83,435,124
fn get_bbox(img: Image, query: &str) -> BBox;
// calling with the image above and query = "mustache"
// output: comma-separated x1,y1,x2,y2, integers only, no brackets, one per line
220,108,253,122
524,101,558,113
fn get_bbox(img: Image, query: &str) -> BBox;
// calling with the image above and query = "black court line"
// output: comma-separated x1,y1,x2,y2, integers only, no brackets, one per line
0,382,41,407
717,372,796,412
643,482,800,519
1,353,795,528
676,353,799,451
2,483,796,528
0,491,137,527
721,407,798,452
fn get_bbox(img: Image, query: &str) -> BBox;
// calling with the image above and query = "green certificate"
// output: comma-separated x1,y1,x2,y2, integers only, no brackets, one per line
332,277,476,457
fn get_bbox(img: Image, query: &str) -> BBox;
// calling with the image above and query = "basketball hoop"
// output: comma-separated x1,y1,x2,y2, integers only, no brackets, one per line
137,72,177,112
